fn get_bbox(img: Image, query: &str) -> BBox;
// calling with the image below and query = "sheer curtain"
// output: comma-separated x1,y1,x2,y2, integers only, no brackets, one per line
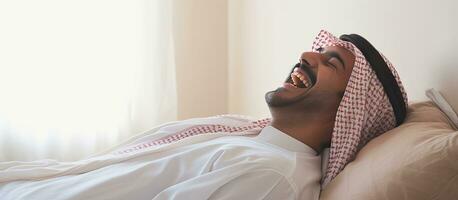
0,0,176,161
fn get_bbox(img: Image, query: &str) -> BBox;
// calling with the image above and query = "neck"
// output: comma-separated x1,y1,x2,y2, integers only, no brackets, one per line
269,104,337,154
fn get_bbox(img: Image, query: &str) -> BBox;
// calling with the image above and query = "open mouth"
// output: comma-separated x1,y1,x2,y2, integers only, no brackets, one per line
284,62,316,89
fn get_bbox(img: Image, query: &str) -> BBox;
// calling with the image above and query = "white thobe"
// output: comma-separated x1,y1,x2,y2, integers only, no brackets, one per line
0,126,321,200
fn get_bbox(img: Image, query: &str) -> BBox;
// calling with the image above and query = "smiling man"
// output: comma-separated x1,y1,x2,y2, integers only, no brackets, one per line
0,30,408,200
266,45,355,154
265,29,408,189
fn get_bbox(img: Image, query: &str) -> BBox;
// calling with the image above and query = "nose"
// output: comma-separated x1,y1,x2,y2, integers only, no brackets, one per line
299,51,323,69
298,52,320,85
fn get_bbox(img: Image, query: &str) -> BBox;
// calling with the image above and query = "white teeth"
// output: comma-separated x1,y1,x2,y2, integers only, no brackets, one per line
290,71,310,88
291,73,300,86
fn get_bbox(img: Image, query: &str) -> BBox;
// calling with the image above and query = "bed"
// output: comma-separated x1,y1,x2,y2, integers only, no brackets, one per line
1,97,457,199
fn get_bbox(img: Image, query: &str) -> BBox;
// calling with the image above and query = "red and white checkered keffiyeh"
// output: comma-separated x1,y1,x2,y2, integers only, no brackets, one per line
115,118,272,154
311,30,408,187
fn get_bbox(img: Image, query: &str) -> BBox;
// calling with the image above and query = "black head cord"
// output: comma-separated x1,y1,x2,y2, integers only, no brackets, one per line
340,34,407,126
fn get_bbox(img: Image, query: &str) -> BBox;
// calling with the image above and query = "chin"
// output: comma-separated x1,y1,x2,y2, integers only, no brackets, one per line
265,88,309,108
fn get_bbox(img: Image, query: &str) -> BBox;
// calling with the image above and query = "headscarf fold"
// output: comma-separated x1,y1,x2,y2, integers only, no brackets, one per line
311,30,408,187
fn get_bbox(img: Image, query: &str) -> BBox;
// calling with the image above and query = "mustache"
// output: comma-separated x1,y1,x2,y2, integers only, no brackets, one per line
285,62,317,86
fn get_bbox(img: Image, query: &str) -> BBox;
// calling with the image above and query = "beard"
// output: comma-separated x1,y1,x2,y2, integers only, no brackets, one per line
265,87,311,107
265,88,343,120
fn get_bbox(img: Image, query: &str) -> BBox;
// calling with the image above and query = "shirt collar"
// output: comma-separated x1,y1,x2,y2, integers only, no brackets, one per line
255,126,317,155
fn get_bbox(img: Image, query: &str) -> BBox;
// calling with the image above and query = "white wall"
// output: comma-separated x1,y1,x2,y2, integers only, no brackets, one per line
173,0,228,120
228,0,458,118
1,0,456,122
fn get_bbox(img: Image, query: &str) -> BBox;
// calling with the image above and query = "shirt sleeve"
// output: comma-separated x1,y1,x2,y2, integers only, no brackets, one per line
152,168,297,200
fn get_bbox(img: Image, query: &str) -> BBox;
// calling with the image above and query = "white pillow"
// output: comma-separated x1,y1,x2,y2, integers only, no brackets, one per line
320,101,458,200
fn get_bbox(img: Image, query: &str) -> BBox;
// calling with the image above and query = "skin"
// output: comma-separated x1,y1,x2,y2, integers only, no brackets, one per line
265,46,355,154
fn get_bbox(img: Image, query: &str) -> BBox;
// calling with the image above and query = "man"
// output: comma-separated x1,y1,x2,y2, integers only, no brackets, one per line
266,30,408,186
0,30,407,200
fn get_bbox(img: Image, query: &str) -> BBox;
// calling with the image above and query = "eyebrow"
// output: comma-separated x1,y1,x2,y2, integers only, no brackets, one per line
325,51,346,69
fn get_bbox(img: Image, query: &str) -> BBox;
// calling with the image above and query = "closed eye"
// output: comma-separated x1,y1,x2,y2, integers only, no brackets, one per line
327,57,339,69
316,47,346,69
325,52,345,69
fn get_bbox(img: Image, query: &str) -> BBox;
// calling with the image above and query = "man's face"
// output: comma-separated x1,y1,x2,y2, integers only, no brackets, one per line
265,46,355,107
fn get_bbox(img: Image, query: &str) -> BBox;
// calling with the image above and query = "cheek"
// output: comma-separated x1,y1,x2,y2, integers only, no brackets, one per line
338,79,349,91
318,73,347,92
341,71,353,89
317,69,339,85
